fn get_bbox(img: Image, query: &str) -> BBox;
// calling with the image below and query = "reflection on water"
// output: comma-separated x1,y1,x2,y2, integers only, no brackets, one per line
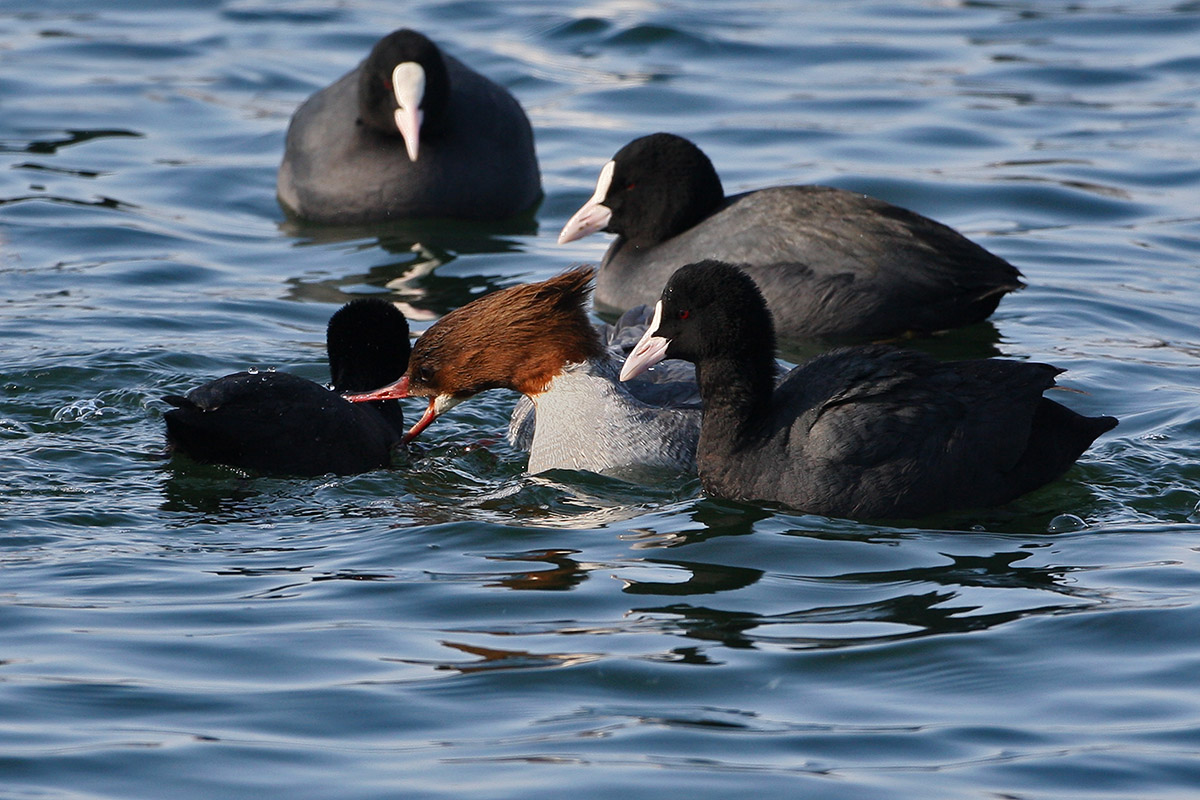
630,548,1096,651
483,549,589,591
395,640,603,674
619,558,763,596
282,250,524,320
279,214,544,317
279,212,539,250
427,548,591,592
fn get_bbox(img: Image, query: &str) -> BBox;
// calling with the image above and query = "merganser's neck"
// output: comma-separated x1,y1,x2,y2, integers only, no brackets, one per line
525,358,696,475
525,358,622,473
399,267,606,401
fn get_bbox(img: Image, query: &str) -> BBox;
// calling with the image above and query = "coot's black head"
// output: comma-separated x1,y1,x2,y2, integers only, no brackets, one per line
659,260,773,362
558,133,725,247
357,28,451,158
326,298,411,394
621,260,775,385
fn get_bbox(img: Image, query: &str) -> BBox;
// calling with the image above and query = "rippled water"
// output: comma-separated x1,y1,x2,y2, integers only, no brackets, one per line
3,1,1200,797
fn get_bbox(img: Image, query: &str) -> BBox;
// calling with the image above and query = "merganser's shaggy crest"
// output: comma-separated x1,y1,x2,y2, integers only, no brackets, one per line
345,268,699,476
621,261,1116,520
164,299,410,476
560,133,1023,343
278,28,541,224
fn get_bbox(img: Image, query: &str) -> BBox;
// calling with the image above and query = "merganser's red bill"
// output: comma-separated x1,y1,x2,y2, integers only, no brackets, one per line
342,375,410,402
403,398,439,444
344,378,462,445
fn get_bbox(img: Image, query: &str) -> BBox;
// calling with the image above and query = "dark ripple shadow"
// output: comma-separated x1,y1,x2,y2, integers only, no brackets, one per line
219,3,344,25
629,548,1100,652
0,128,142,155
0,193,133,212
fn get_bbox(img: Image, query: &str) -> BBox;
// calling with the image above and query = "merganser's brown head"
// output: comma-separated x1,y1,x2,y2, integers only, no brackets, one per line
343,267,604,443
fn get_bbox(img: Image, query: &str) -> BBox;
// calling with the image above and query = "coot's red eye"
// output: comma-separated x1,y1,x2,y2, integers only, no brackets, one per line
677,309,690,320
626,182,636,191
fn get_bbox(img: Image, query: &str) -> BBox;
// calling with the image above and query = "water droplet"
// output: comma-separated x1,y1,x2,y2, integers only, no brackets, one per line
1047,513,1087,533
247,367,259,375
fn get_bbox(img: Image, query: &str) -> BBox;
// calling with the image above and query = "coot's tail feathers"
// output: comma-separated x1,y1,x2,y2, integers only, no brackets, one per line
163,403,244,466
1005,399,1117,500
867,198,1026,332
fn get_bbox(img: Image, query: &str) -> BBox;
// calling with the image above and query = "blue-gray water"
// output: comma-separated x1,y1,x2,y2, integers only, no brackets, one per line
2,1,1200,798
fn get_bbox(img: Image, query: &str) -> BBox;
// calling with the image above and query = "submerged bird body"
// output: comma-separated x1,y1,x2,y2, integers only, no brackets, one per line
561,133,1023,342
621,261,1116,520
344,268,700,476
164,371,404,477
164,299,411,476
278,29,541,224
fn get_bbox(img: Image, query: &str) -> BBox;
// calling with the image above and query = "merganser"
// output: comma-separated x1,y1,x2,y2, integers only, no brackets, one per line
345,268,700,476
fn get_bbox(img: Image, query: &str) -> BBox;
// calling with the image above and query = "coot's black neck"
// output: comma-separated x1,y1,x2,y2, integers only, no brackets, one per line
695,350,776,450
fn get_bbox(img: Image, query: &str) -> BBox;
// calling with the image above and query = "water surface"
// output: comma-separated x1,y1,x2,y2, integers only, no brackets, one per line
2,1,1200,798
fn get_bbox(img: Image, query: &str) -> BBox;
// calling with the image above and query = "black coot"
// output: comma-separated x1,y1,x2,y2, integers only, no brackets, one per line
278,29,542,224
620,260,1116,520
561,133,1023,343
164,299,411,476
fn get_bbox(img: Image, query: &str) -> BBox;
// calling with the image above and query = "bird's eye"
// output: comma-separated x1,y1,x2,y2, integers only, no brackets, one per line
677,309,690,321
626,182,636,191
